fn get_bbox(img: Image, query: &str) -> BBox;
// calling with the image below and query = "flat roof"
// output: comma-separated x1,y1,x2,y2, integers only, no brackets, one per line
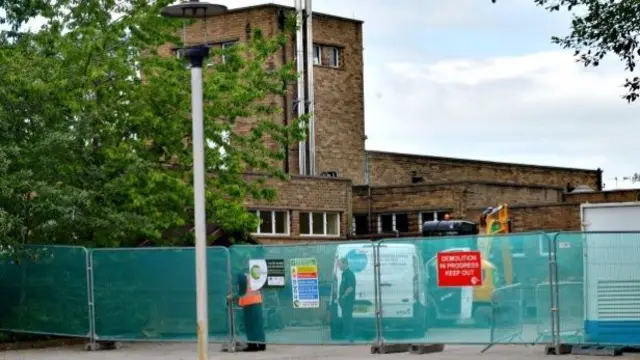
214,3,363,24
367,150,599,173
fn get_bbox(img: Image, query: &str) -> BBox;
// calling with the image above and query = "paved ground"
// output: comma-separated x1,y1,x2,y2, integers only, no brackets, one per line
3,343,640,360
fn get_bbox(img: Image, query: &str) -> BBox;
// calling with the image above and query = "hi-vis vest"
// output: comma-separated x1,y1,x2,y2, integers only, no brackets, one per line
238,273,263,307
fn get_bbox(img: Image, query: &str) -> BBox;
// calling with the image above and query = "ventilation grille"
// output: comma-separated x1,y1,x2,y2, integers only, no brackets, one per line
597,280,640,319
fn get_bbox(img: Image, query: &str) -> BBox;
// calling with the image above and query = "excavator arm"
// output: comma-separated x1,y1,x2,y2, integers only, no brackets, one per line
478,204,513,285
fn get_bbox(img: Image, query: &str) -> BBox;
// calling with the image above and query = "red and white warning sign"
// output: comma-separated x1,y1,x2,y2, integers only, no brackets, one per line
436,251,483,287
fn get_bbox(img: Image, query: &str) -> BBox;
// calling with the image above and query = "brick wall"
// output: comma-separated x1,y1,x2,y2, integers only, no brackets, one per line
158,5,366,183
367,151,601,189
352,181,563,234
311,15,366,184
466,204,581,232
563,189,640,204
463,183,562,209
245,174,352,241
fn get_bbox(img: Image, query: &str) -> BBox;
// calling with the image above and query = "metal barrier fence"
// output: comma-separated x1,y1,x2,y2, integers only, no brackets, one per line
1,232,640,350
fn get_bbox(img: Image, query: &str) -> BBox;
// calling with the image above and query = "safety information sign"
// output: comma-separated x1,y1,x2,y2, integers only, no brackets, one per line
266,259,285,287
290,258,320,308
436,251,483,287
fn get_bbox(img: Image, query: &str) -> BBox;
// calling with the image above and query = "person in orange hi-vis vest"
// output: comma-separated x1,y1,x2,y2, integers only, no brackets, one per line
236,255,266,352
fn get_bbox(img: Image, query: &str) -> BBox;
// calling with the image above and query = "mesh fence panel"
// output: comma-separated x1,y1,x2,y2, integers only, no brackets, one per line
0,246,90,337
491,284,524,344
558,232,640,346
91,247,231,342
535,282,554,343
554,232,586,345
229,242,374,345
376,233,548,344
9,232,640,347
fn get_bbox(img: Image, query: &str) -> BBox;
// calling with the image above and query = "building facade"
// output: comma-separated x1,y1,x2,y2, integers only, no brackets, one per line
161,4,633,243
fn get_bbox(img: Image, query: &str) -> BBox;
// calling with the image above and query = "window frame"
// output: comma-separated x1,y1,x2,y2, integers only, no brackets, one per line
221,41,237,64
418,210,450,225
352,214,369,235
300,211,341,237
313,44,322,65
328,46,340,68
250,209,290,236
377,213,409,233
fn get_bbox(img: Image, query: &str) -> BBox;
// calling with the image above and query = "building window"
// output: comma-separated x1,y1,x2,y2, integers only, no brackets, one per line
300,212,340,236
378,213,409,233
250,210,289,235
328,47,340,67
353,214,369,235
221,41,237,64
313,44,321,65
419,211,450,225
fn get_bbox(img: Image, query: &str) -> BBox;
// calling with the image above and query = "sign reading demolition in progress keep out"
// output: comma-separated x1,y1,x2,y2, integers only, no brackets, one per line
436,251,483,287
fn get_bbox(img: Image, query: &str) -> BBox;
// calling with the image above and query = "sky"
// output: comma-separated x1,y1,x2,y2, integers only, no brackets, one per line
210,0,638,190
7,1,639,189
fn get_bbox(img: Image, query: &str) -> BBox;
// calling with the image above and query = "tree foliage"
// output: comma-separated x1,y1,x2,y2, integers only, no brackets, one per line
0,0,305,247
492,0,640,102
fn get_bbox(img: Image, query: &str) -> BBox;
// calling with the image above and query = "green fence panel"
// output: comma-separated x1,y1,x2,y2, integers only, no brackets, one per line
535,282,554,343
491,283,525,344
557,232,640,346
553,232,586,345
229,242,374,345
91,247,231,342
377,233,549,344
0,246,90,337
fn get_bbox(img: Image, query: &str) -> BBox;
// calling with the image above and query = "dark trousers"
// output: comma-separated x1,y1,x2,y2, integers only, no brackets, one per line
242,303,266,351
341,304,354,341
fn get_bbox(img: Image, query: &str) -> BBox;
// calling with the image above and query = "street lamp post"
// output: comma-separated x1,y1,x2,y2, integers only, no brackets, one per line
160,2,227,359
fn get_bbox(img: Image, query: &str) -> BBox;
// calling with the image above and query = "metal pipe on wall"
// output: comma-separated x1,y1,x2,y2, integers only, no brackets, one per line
295,0,307,175
304,0,316,176
278,9,290,174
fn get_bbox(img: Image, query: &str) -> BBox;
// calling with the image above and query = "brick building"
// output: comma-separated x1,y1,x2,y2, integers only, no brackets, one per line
164,4,638,243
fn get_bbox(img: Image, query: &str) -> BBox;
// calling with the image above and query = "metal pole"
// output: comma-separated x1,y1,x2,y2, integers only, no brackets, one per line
373,242,384,347
304,0,316,176
295,0,306,175
185,45,210,360
546,233,557,350
551,233,561,350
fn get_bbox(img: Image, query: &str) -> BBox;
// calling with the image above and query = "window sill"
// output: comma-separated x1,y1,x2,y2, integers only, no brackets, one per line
313,64,344,71
251,233,291,237
300,234,341,238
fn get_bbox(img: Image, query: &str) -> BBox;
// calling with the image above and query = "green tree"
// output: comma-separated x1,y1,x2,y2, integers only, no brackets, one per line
0,0,305,247
492,0,640,102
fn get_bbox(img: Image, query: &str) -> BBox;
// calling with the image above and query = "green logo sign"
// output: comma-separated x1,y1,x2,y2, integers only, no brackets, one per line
250,265,261,280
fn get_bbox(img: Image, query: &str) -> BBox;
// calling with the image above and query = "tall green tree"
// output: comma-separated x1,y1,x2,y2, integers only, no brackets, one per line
0,0,304,247
493,0,640,102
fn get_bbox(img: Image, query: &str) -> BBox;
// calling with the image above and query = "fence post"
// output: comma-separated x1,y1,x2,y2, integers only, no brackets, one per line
551,233,561,350
373,241,383,350
544,232,571,355
224,246,237,353
85,248,98,351
480,290,498,353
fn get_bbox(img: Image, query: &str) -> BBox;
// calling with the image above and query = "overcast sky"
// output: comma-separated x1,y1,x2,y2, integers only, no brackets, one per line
212,0,638,190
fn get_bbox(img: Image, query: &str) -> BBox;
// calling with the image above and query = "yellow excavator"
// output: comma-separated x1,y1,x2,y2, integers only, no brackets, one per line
475,203,514,301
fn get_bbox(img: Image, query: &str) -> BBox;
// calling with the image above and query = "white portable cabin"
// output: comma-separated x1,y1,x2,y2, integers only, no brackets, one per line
581,202,640,345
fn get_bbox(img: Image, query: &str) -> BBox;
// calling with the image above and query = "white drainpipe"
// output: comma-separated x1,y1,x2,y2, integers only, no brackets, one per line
305,0,316,176
295,0,307,175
